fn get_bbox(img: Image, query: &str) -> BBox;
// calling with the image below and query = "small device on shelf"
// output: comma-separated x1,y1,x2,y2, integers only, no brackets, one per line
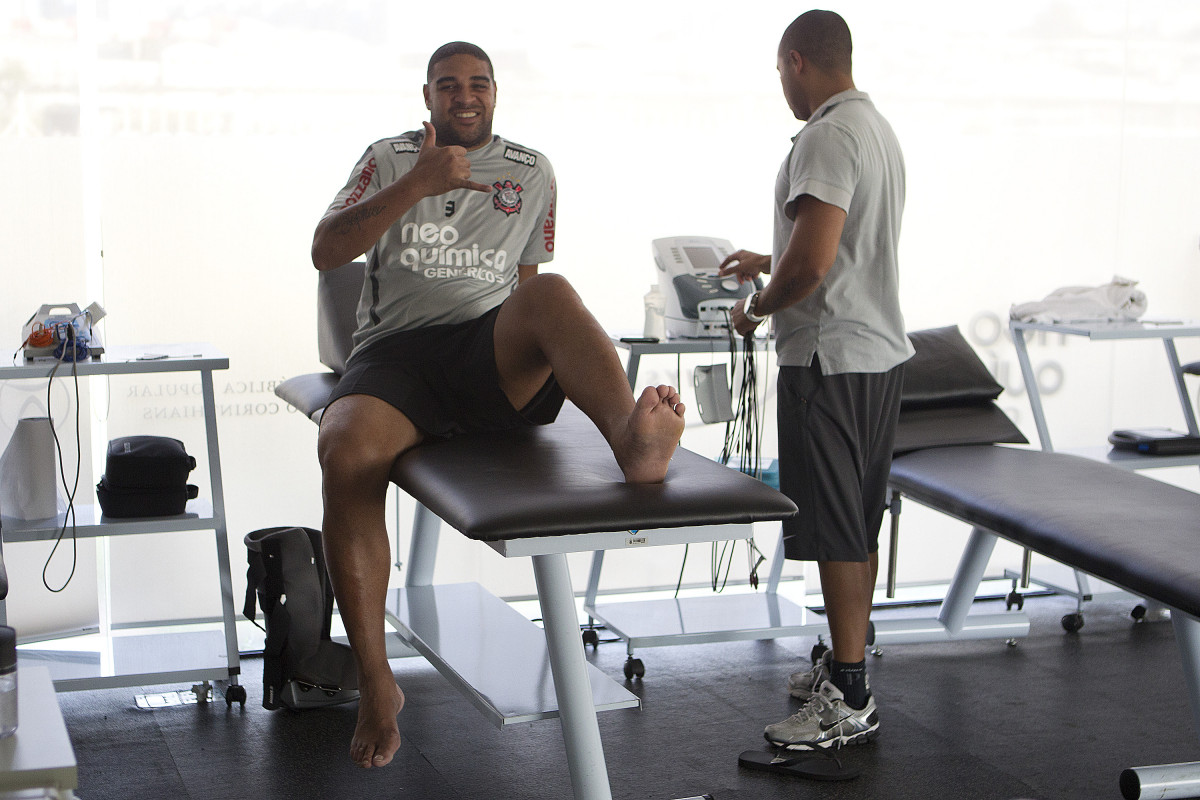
1109,427,1200,456
19,302,106,361
651,236,761,338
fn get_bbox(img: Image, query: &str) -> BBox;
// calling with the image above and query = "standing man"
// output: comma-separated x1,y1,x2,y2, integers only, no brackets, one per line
313,41,685,769
719,11,912,749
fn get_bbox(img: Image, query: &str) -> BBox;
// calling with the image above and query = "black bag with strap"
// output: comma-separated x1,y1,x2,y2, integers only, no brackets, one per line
96,436,198,517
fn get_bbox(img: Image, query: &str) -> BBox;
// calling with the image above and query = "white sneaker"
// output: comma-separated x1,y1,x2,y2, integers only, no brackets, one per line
764,679,879,750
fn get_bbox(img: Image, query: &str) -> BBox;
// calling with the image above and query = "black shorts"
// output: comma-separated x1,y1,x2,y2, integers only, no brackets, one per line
324,303,565,439
777,356,905,562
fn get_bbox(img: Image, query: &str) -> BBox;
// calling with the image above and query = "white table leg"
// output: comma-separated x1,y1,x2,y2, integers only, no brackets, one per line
532,552,613,800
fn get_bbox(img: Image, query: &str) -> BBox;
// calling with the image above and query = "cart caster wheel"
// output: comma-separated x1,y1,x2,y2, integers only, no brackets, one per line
870,647,884,658
1006,638,1019,647
582,628,600,647
810,641,829,664
191,682,211,703
1131,604,1147,622
1061,613,1084,633
225,684,247,708
1006,590,1024,611
623,658,645,680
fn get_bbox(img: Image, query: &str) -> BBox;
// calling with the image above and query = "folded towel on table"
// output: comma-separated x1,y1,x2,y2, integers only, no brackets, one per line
1009,275,1147,324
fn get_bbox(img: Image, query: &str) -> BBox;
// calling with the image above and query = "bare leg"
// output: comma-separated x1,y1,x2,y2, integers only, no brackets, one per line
318,395,419,768
818,551,879,664
493,273,685,483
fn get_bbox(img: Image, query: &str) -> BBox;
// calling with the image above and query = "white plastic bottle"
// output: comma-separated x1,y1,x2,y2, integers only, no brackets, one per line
643,285,666,340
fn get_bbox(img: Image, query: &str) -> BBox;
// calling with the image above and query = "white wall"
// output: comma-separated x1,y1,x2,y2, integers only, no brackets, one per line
1,1,1198,635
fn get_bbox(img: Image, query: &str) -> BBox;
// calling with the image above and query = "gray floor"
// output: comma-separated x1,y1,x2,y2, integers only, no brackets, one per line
56,593,1198,800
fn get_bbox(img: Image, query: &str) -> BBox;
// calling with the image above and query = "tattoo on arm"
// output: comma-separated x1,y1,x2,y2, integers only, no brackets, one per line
330,204,386,236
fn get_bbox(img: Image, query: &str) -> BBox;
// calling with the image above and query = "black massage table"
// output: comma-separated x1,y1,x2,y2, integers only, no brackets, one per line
890,445,1200,799
277,399,795,799
886,327,1200,800
387,405,796,799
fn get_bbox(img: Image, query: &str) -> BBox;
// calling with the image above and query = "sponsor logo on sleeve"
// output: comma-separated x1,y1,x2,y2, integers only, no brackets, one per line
543,179,555,252
493,179,523,215
342,157,377,206
391,141,420,154
503,146,537,167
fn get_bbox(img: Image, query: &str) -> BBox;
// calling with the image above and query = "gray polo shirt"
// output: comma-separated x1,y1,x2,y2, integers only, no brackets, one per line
771,89,913,374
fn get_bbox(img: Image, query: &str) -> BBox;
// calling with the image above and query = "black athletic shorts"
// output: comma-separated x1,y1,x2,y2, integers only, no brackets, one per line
777,355,905,562
323,303,565,439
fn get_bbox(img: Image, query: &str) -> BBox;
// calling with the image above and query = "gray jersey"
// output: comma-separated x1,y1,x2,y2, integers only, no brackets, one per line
323,131,556,356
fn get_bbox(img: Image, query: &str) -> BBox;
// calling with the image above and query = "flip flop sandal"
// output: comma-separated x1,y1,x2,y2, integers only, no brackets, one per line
737,748,862,781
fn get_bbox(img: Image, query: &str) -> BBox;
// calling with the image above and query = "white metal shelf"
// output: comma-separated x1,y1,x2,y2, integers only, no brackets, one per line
0,344,242,699
2,500,215,542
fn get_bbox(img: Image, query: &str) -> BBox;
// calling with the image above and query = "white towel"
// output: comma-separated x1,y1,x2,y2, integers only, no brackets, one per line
1009,275,1148,324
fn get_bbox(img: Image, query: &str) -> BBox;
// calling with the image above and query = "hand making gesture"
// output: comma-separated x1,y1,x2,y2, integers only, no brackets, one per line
410,121,491,198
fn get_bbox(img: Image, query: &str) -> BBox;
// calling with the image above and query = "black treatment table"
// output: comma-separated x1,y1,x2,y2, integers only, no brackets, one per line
383,405,797,800
889,444,1200,800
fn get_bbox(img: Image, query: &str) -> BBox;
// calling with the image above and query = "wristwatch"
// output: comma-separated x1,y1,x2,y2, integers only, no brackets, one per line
743,291,769,324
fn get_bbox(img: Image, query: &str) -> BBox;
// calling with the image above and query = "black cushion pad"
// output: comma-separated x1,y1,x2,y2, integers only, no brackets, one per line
318,262,364,375
276,372,338,422
893,325,1027,453
894,404,1027,455
902,326,1004,409
890,445,1200,619
392,405,797,541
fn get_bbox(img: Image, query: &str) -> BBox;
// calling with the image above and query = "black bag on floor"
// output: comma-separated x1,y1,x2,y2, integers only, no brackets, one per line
96,436,198,517
243,526,359,710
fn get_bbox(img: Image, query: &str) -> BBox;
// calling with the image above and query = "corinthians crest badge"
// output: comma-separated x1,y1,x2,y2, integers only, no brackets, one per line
492,179,523,215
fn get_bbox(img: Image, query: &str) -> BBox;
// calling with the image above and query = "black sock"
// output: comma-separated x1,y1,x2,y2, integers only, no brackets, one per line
831,660,869,709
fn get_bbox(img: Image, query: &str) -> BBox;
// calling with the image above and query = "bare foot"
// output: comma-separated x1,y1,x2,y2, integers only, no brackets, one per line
613,385,686,483
350,679,406,768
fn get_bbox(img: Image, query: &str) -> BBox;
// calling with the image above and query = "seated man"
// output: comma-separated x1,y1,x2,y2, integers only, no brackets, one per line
310,41,686,769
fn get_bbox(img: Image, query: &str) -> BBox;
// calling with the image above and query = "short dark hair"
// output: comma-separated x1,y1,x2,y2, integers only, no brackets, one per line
780,10,852,75
427,42,494,81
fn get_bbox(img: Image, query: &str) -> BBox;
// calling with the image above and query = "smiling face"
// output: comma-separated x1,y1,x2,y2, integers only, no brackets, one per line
423,53,497,150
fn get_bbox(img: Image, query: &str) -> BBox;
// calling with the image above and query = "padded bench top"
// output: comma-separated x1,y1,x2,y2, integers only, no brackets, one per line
391,405,797,541
890,445,1200,620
